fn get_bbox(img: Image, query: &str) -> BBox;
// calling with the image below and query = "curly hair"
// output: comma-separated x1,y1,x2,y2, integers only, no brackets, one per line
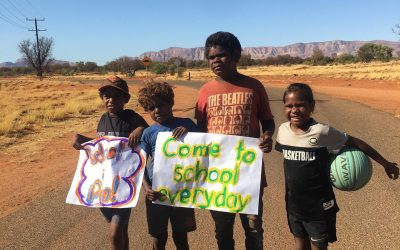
138,80,174,111
283,83,314,104
204,31,242,61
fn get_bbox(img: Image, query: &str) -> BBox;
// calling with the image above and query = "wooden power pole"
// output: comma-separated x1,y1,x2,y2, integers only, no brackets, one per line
27,18,46,78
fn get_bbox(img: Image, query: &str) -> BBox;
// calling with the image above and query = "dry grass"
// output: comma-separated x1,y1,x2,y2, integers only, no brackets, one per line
244,61,400,81
148,60,400,81
44,61,400,82
0,82,100,136
0,79,103,160
0,77,144,161
1,60,399,161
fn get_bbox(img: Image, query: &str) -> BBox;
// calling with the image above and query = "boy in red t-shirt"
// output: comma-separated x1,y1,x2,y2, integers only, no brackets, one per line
195,31,275,250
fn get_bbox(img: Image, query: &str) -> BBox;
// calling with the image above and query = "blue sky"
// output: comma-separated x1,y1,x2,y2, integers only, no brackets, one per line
1,0,400,65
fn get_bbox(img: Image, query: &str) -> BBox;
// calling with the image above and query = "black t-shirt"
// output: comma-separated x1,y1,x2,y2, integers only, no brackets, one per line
97,109,148,137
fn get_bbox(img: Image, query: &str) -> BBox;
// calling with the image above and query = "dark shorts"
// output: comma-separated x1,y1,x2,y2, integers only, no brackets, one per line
210,188,264,250
145,199,196,237
100,207,131,225
287,213,337,248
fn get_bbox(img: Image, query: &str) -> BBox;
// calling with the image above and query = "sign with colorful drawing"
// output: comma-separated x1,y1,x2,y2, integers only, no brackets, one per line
66,136,146,208
152,132,263,215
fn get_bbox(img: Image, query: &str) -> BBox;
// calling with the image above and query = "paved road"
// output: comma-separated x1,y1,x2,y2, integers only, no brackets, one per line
1,85,399,250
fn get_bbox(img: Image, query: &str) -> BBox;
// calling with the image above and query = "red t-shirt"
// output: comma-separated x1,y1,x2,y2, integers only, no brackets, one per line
195,77,274,188
195,77,273,137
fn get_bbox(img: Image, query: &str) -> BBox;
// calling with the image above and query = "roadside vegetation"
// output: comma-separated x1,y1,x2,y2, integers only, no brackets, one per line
1,42,398,78
0,79,101,156
158,60,400,81
1,79,150,168
1,42,399,158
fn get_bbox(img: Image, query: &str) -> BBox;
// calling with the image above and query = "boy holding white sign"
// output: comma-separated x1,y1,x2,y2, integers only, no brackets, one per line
138,81,198,250
72,75,148,250
196,31,275,250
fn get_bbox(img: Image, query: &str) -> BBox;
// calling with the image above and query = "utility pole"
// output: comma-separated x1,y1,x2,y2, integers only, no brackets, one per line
27,18,46,78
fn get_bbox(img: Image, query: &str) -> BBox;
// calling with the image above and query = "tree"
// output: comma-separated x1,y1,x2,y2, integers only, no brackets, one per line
357,43,393,62
335,53,357,64
168,57,186,68
393,23,400,37
374,45,393,62
104,57,144,75
310,49,324,65
261,55,304,66
18,37,54,77
150,62,168,74
238,54,253,66
357,44,375,62
75,61,85,72
168,64,176,75
48,62,73,75
309,49,332,65
84,61,98,72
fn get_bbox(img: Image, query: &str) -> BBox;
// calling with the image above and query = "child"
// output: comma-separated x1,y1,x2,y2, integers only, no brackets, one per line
275,83,399,250
195,31,275,250
138,80,197,250
72,75,148,250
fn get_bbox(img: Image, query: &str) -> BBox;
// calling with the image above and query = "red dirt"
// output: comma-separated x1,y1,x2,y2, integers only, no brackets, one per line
258,76,400,117
0,85,198,219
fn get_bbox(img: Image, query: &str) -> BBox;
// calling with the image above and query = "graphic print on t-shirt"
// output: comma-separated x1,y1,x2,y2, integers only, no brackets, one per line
275,120,348,219
206,92,253,135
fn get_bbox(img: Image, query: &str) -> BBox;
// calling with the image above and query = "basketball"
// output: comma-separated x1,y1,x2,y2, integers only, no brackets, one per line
329,146,373,191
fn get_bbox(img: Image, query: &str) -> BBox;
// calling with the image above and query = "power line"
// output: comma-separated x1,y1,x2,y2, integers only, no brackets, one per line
0,1,31,28
24,0,44,19
13,0,36,19
0,11,29,29
6,0,29,19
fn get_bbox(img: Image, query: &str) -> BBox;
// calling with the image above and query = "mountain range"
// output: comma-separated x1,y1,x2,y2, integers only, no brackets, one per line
0,58,73,69
2,40,400,67
140,40,400,61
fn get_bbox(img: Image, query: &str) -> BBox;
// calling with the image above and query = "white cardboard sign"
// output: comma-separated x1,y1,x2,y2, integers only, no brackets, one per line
66,136,146,208
152,132,262,215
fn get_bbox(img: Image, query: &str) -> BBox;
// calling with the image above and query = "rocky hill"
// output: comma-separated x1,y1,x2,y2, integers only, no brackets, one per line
2,40,400,67
140,40,400,61
0,58,73,68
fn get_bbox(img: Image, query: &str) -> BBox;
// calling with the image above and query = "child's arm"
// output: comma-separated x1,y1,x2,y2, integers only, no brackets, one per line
128,126,146,148
72,134,93,150
128,111,149,148
142,177,164,201
346,135,399,180
196,119,207,133
259,119,275,153
195,100,207,132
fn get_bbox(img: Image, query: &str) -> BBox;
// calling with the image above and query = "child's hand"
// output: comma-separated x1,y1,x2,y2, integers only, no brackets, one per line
72,134,85,150
172,126,188,140
128,127,145,149
144,186,164,201
259,132,273,153
383,161,399,180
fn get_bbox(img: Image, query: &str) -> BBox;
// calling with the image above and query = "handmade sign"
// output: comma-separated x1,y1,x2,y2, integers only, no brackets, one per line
153,132,263,215
66,136,146,208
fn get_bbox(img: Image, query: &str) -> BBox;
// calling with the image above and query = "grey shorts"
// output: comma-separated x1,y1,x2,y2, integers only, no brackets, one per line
100,207,131,225
288,213,337,248
145,199,196,237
